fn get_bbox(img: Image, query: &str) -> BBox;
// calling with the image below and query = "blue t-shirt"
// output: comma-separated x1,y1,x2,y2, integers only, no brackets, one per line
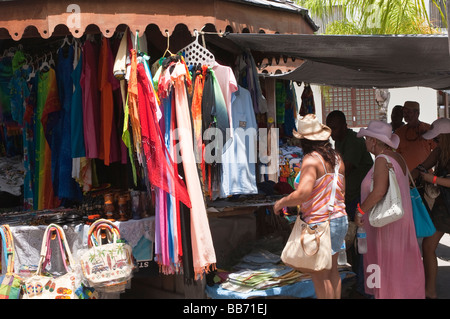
220,86,258,197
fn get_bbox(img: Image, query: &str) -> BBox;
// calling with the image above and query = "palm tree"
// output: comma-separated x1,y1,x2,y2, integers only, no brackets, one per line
296,0,444,34
295,0,445,121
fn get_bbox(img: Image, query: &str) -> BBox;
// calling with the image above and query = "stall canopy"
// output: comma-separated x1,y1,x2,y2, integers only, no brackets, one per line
224,33,450,90
0,0,316,41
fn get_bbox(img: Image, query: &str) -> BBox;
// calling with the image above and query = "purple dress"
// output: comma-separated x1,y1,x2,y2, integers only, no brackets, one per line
80,40,100,159
361,154,425,299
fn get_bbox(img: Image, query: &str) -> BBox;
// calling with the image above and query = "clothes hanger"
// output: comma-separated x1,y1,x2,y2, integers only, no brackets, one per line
163,30,173,58
177,30,215,68
22,53,32,71
27,64,36,82
48,52,55,68
60,35,72,49
39,53,50,72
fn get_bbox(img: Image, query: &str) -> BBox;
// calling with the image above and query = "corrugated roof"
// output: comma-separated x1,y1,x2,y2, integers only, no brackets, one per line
224,0,319,31
225,0,307,13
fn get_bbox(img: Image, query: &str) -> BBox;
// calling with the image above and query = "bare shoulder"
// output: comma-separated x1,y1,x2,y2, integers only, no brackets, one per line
302,153,324,174
381,151,407,173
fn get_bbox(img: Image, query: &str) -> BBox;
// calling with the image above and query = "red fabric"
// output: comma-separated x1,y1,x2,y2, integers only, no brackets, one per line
98,37,114,165
136,63,191,208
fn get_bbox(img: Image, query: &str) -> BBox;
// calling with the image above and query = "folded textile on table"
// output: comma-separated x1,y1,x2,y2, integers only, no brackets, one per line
219,249,310,293
233,249,281,270
220,266,307,293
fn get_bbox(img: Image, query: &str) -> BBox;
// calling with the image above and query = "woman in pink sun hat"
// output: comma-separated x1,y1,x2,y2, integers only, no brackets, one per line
356,120,425,299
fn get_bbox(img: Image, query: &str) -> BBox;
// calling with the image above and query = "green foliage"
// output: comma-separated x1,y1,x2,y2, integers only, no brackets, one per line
296,0,444,34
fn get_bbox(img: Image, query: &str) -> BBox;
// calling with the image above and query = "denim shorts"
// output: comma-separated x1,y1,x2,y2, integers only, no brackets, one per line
309,215,348,255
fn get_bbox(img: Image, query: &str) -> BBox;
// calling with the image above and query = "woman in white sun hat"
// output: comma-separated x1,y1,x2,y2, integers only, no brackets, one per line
273,114,348,299
412,117,450,299
356,120,425,299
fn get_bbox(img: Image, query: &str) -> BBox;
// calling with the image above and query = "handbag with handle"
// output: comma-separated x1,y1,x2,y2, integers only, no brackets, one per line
0,225,23,299
79,219,134,292
408,170,436,238
23,224,80,299
281,159,339,273
369,155,404,227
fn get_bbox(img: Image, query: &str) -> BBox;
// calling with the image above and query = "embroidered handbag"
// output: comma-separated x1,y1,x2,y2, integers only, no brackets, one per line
79,219,134,292
0,225,23,299
281,160,339,273
369,155,404,227
23,224,80,299
408,171,436,238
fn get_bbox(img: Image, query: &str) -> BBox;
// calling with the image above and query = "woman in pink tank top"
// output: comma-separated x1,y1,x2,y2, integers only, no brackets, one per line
274,114,348,299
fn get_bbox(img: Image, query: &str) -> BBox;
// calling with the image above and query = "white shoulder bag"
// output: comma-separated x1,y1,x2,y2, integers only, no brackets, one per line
369,154,404,227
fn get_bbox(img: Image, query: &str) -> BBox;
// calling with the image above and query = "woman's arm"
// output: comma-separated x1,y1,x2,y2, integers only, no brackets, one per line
273,154,318,215
355,156,390,227
421,172,450,188
411,147,440,179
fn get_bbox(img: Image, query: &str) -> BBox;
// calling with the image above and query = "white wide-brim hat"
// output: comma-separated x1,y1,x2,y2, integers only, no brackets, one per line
293,114,332,141
422,118,450,140
357,120,400,149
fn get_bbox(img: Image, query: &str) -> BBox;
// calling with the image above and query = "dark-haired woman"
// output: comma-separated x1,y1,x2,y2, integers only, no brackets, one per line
274,114,348,299
413,118,450,299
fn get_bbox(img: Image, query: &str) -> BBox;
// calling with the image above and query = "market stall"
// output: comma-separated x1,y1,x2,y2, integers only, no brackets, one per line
0,0,320,299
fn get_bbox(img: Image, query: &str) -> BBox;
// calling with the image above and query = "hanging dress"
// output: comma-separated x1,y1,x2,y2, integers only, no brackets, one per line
98,37,120,166
55,45,82,202
23,73,37,210
38,68,60,209
80,40,100,159
71,49,85,159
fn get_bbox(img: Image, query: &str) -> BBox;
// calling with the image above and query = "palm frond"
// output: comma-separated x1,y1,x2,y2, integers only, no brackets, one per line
296,0,443,34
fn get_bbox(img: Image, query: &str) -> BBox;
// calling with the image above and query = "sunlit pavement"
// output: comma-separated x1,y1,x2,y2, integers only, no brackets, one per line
431,233,450,299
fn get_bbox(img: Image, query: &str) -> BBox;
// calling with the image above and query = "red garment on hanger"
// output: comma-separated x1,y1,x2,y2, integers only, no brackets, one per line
98,37,114,166
136,63,191,208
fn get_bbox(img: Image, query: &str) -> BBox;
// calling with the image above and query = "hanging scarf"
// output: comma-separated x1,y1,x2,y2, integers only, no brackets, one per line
127,49,143,165
141,55,183,273
191,66,206,163
136,62,191,208
167,61,216,279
